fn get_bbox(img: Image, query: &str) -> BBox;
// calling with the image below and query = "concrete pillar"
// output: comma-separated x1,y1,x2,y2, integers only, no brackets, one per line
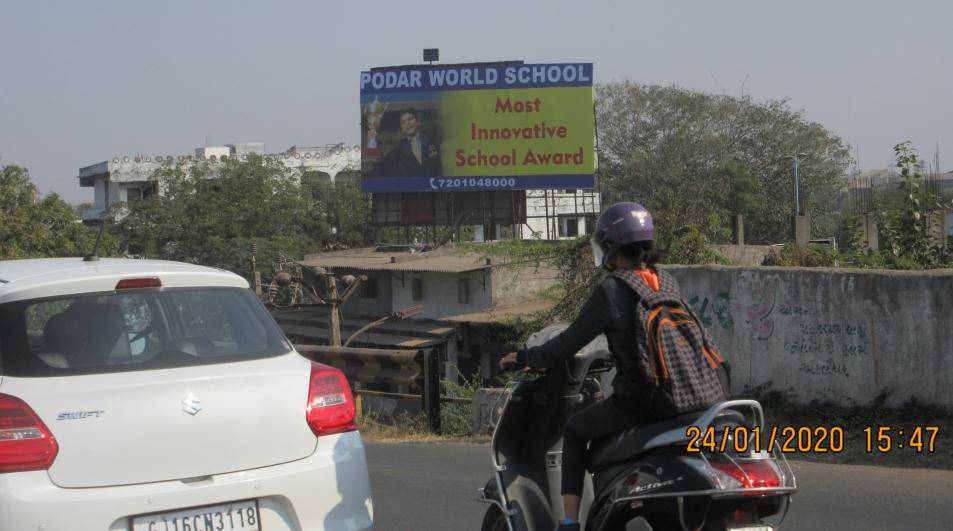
935,210,951,249
861,214,879,252
794,215,811,246
732,215,745,245
944,210,952,249
445,340,459,384
926,211,940,247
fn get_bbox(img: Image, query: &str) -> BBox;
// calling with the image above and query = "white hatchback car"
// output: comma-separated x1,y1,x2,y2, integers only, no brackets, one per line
0,258,373,531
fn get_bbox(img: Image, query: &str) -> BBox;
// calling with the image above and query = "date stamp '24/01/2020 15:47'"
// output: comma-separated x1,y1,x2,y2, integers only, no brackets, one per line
685,425,940,454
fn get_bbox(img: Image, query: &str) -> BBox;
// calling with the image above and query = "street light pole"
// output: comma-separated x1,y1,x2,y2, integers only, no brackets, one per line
788,152,807,216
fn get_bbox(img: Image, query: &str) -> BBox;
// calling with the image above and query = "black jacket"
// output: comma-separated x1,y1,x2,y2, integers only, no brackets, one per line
375,134,440,177
517,273,648,402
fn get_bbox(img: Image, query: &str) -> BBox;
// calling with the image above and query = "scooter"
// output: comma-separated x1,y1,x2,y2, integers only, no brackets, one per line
478,324,796,531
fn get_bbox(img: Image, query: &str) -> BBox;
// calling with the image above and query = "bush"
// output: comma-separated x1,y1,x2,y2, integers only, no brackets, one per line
761,242,951,270
762,243,838,267
440,369,483,437
663,226,733,265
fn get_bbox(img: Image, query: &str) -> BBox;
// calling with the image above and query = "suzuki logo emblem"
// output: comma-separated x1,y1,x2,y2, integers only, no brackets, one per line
181,394,202,416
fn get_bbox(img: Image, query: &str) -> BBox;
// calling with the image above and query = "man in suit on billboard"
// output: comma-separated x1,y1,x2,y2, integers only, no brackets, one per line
373,108,441,177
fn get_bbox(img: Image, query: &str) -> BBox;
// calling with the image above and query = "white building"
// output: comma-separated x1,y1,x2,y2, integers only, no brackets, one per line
521,189,601,240
78,143,362,223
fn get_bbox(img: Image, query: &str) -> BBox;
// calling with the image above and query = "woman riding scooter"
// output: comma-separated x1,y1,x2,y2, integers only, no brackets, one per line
499,202,727,531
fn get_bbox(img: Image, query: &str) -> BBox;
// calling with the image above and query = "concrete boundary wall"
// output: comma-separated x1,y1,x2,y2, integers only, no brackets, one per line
665,265,953,409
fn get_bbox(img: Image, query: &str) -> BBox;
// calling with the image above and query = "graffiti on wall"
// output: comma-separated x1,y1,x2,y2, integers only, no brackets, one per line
742,288,776,341
686,288,871,380
687,292,734,331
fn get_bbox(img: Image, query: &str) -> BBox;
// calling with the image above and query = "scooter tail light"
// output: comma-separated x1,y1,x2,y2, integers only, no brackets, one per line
710,460,783,490
682,456,783,491
0,394,58,473
682,456,738,489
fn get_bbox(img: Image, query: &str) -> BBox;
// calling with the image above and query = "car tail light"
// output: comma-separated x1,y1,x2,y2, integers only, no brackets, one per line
115,277,162,290
0,394,58,473
710,460,782,489
306,363,357,436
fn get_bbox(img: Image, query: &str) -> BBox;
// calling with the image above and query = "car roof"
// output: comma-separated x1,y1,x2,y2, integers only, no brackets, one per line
0,258,248,303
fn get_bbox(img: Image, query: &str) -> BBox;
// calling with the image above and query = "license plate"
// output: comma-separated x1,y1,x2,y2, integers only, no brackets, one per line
130,499,260,531
727,527,773,531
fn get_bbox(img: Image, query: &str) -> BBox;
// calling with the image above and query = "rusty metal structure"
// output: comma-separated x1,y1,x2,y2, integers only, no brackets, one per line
251,249,367,346
343,304,423,347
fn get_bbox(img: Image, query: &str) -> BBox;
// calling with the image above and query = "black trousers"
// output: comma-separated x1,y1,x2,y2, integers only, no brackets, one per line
561,394,650,497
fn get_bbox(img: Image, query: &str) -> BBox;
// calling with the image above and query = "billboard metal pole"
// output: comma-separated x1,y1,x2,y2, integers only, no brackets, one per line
574,191,580,235
593,100,605,211
544,190,550,239
511,190,517,239
431,192,436,244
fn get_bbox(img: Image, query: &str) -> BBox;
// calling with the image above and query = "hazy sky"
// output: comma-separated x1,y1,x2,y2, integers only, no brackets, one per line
1,0,950,204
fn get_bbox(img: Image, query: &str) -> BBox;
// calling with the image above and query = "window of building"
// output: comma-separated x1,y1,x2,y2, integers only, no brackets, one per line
584,214,597,235
412,278,424,301
457,278,470,304
361,278,379,299
126,185,155,202
559,216,580,238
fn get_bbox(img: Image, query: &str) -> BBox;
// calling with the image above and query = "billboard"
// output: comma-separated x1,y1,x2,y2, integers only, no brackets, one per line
360,62,594,193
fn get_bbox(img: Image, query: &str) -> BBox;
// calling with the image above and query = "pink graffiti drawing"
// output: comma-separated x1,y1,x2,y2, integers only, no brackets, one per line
743,289,776,340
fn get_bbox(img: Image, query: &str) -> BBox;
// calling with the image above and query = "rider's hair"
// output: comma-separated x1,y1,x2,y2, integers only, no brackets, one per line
615,241,661,267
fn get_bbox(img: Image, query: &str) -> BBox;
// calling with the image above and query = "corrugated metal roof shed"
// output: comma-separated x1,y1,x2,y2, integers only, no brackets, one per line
440,299,554,323
299,246,492,274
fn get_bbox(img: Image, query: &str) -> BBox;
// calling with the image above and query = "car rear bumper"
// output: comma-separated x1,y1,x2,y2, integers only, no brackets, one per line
0,431,373,531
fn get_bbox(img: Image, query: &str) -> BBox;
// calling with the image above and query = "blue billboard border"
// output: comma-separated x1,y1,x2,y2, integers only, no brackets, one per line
361,174,595,193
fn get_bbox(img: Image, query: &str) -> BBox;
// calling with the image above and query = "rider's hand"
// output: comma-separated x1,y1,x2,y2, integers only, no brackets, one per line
499,352,520,371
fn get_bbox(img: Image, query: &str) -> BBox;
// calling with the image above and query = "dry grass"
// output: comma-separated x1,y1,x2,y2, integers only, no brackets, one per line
356,410,490,444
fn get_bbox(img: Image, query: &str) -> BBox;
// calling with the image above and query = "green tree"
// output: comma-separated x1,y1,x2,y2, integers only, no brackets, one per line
116,155,369,278
722,161,764,219
302,173,370,249
876,142,952,268
595,83,853,244
0,164,116,259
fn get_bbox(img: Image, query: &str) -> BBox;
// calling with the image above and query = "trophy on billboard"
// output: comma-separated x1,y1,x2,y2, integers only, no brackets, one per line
363,96,388,159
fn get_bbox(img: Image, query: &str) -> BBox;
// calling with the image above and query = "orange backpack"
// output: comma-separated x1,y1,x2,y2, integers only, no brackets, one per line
612,268,729,416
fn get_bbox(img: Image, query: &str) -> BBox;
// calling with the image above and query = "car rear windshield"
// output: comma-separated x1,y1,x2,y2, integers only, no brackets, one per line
0,287,292,377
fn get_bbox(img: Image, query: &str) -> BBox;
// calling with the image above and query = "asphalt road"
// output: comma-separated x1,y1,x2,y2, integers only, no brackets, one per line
366,442,953,530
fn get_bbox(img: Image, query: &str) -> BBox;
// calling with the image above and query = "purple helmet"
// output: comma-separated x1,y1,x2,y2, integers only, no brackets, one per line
591,202,654,268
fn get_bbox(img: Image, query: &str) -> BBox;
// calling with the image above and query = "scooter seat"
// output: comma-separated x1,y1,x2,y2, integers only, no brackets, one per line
587,409,745,472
